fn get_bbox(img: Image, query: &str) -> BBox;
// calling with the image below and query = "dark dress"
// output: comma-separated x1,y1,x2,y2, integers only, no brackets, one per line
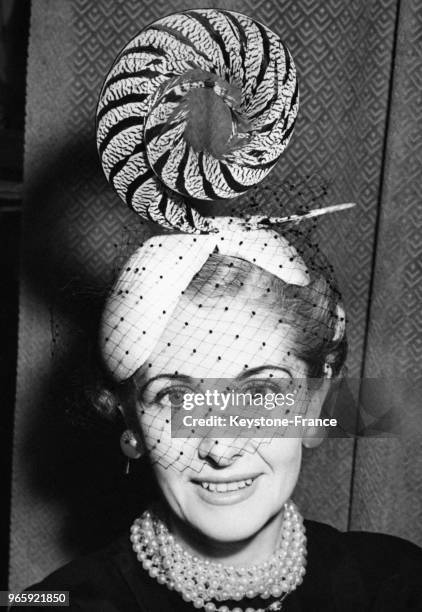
14,521,422,611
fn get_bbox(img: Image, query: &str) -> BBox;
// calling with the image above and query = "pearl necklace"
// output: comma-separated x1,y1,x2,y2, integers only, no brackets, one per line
130,500,306,612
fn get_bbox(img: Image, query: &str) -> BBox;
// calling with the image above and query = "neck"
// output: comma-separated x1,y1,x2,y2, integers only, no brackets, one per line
163,504,286,566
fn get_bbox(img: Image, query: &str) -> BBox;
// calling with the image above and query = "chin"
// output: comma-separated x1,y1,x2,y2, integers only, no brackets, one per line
184,493,277,544
194,512,267,543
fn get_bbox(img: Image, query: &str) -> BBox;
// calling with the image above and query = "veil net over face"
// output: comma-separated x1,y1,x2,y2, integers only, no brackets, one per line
101,227,346,473
96,9,349,473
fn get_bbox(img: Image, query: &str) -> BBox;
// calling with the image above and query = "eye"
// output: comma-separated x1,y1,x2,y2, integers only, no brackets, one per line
153,385,194,409
239,381,278,399
238,378,295,399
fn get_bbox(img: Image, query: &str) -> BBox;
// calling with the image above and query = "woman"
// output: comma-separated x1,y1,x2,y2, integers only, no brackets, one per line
16,8,422,611
16,226,422,612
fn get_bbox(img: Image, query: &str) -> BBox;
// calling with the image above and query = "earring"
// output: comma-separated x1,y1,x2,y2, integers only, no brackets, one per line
302,425,326,449
120,430,144,475
120,429,143,458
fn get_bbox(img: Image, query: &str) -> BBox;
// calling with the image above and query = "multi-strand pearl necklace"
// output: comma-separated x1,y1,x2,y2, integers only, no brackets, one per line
130,500,306,612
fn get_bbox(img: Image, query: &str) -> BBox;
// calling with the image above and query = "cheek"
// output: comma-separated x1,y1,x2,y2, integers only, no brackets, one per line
260,438,302,490
138,406,204,472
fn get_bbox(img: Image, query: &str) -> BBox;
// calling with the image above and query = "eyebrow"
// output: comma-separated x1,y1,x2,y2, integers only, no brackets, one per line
237,366,293,380
138,373,195,393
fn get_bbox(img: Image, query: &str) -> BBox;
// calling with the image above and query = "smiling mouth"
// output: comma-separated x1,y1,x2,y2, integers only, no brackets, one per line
194,476,258,493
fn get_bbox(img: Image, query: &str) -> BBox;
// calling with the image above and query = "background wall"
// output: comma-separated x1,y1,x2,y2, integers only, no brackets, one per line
10,0,422,590
0,0,29,591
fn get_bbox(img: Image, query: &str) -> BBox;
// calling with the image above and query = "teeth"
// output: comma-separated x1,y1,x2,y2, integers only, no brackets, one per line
199,478,255,492
215,483,228,493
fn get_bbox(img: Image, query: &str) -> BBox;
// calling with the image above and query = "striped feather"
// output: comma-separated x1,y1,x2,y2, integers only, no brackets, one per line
96,9,298,233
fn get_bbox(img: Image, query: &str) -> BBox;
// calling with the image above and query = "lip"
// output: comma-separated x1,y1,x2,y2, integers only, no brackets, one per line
192,474,262,506
191,473,262,485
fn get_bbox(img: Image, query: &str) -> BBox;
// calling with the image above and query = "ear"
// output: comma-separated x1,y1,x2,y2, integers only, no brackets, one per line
302,364,332,449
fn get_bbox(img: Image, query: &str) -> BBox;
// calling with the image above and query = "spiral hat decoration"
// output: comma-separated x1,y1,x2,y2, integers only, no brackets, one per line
96,9,299,233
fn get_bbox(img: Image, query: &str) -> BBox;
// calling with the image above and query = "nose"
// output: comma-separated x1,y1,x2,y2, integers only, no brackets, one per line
198,437,244,467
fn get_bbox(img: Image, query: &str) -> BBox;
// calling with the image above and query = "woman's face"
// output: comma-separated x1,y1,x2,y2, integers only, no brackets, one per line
128,292,323,543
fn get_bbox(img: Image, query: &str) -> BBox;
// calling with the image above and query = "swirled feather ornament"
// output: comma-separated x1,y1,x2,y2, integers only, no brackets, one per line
96,9,299,233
